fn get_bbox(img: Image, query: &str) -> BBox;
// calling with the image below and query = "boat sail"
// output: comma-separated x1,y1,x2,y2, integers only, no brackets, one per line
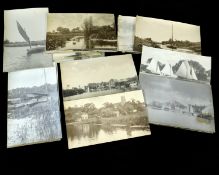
161,63,175,77
191,67,198,80
16,21,31,49
16,20,45,55
175,60,198,80
146,58,161,75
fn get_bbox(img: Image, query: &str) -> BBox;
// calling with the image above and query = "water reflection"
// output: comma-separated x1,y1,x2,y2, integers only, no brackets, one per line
67,123,150,148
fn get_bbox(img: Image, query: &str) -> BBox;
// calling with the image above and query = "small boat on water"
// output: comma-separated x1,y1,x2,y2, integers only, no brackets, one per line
17,21,45,55
27,46,45,55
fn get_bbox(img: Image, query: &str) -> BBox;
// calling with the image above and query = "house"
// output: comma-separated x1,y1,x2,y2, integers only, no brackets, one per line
81,113,88,120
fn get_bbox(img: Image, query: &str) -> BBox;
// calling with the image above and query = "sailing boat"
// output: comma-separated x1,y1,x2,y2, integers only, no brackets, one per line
161,63,176,77
167,23,177,50
146,58,161,75
16,21,45,55
175,60,198,80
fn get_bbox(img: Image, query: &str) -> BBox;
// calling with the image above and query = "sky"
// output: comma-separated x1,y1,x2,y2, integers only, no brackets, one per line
64,90,144,109
141,46,211,71
140,74,213,106
4,8,48,42
8,67,57,90
47,13,115,32
60,54,137,89
135,16,200,42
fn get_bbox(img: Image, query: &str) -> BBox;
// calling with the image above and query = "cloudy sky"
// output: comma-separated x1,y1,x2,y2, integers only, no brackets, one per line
8,67,57,90
47,13,115,32
135,16,200,42
140,74,213,106
4,8,48,42
141,46,211,71
64,90,144,109
60,54,137,89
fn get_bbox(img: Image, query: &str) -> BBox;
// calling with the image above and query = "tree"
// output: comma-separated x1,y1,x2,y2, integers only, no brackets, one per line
4,39,10,44
57,27,70,34
83,103,96,113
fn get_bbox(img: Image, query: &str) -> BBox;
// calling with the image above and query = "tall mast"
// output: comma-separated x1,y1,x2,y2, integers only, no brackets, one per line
172,23,174,49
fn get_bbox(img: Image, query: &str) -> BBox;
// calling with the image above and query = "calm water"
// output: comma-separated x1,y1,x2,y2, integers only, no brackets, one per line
60,36,116,50
63,37,86,50
148,107,215,133
158,44,198,54
67,123,150,148
3,46,53,72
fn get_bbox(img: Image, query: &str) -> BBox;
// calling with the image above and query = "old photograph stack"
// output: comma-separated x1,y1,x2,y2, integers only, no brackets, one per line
4,8,62,147
139,46,215,133
60,54,151,149
3,7,216,149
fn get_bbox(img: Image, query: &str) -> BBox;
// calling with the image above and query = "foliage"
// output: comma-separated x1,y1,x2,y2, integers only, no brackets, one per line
134,36,161,52
63,88,85,97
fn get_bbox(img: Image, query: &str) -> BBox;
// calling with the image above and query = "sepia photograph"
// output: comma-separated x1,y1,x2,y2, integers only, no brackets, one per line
64,90,151,149
140,46,211,83
139,73,215,133
46,13,117,51
117,15,136,52
7,66,62,148
60,54,139,101
52,50,104,63
134,16,201,54
3,8,53,72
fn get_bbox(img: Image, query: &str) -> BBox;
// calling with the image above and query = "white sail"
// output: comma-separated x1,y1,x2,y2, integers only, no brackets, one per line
191,67,198,80
176,60,198,80
161,63,174,76
175,61,188,78
184,60,194,79
146,58,161,75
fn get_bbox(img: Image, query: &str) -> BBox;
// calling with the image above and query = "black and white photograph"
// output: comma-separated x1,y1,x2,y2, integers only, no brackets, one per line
117,15,136,52
64,90,151,149
60,54,139,101
134,16,201,54
46,13,117,51
7,66,62,148
52,50,104,63
140,46,211,83
3,8,53,72
139,74,215,133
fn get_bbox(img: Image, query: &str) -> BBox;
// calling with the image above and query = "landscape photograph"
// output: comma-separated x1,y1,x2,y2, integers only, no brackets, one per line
139,73,215,133
60,54,139,101
140,46,211,83
117,15,136,52
134,16,201,54
7,67,62,147
46,13,117,51
64,90,151,149
52,50,104,62
3,8,53,72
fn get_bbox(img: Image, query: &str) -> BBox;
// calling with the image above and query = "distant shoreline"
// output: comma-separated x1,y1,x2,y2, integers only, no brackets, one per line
4,40,45,47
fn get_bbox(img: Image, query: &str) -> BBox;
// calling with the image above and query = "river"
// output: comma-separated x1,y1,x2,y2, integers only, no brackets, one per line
3,46,53,72
148,107,215,133
63,37,86,50
67,123,150,148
